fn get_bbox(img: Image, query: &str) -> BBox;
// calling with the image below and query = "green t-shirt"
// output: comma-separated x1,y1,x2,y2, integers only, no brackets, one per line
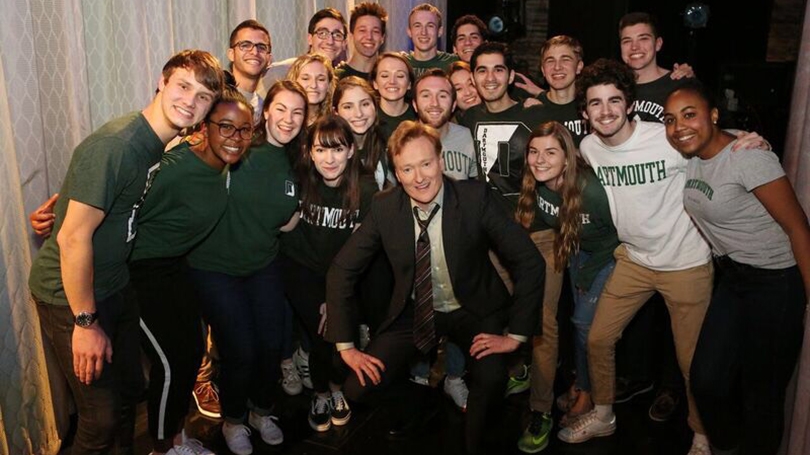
536,92,589,147
335,62,370,81
29,112,163,305
129,143,230,262
405,51,460,78
378,105,417,143
281,176,377,274
534,168,619,290
186,142,298,276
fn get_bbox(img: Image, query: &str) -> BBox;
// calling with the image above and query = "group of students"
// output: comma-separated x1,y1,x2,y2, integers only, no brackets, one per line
26,3,809,455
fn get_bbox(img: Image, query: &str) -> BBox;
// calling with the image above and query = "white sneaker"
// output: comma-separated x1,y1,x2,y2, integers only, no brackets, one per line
443,376,469,411
165,438,215,455
292,348,313,389
280,359,302,396
221,422,252,455
248,412,284,446
557,409,616,443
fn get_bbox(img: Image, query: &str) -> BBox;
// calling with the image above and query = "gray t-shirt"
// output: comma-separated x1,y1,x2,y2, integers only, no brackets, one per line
441,123,478,180
683,141,794,269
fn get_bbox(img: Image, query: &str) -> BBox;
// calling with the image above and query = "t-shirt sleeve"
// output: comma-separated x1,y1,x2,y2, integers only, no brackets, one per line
732,148,786,192
63,137,134,212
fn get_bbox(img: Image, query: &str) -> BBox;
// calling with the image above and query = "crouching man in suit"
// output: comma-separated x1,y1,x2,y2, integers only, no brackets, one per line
325,120,545,453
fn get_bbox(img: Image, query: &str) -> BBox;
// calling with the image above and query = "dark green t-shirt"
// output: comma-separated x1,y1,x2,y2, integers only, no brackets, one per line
378,105,417,143
186,142,299,276
534,168,619,290
29,112,163,305
459,102,552,229
632,72,692,123
536,92,589,147
281,176,377,274
405,51,460,78
335,62,370,81
130,143,230,262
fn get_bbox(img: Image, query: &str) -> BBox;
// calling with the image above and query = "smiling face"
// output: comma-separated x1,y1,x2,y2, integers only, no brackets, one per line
159,67,216,131
335,86,376,135
393,136,444,210
264,89,306,146
310,133,354,187
408,10,441,54
583,83,634,145
663,89,718,158
351,15,385,58
472,52,514,104
373,56,411,103
205,101,253,169
620,23,661,72
227,27,272,80
541,44,583,91
296,61,330,105
453,23,483,62
414,75,454,129
308,17,347,63
449,68,481,111
527,135,566,190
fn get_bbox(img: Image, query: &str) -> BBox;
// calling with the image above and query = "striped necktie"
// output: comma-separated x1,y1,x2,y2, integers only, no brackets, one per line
413,204,440,353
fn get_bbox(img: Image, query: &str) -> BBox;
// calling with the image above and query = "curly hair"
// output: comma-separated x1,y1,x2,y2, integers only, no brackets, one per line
575,58,637,117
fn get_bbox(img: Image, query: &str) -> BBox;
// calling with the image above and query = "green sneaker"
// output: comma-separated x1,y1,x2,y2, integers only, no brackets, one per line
517,411,553,453
505,364,531,397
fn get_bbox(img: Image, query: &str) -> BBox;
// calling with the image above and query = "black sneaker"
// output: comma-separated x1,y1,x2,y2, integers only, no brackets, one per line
614,378,654,404
308,394,332,432
648,388,680,422
330,391,352,426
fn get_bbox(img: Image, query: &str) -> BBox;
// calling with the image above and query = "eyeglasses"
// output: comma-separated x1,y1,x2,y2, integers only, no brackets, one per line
312,28,346,42
208,121,254,140
232,40,271,54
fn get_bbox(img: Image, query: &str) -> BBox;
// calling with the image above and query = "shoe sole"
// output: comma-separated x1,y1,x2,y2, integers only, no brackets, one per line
331,412,351,426
192,393,222,419
248,423,284,446
648,404,677,422
614,383,654,404
517,438,549,453
558,425,616,444
308,416,332,432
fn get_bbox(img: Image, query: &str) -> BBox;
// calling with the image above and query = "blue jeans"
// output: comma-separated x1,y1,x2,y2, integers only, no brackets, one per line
410,340,466,378
190,259,286,422
569,252,615,392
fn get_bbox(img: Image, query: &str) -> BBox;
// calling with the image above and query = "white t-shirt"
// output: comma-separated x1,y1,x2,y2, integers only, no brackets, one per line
579,120,711,271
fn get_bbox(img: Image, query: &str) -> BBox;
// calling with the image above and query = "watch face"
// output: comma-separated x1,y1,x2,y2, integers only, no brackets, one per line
75,312,96,327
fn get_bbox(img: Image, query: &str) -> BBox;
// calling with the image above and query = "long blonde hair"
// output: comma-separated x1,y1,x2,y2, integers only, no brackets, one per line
286,53,335,125
516,121,587,271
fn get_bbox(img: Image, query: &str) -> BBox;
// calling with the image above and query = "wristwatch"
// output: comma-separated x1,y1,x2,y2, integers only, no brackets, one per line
74,311,98,328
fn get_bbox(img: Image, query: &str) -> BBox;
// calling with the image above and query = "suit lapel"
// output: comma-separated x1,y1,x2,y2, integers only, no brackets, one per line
395,189,417,284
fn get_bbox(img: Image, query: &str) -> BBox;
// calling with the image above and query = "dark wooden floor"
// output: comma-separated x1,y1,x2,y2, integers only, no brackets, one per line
123,380,692,455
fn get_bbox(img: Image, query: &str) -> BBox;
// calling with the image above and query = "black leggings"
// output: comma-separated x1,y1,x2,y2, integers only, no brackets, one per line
281,256,347,393
690,259,806,454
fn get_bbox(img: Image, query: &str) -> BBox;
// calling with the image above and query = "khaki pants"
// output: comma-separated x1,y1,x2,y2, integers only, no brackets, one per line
588,245,712,433
490,229,564,413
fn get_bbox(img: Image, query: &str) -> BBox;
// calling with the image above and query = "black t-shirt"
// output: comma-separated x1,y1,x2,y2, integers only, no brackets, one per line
281,176,377,274
536,92,589,147
335,62,370,81
378,105,417,143
632,72,692,123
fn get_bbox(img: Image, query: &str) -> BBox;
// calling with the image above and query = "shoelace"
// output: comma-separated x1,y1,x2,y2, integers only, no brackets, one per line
195,383,219,401
528,413,546,434
176,438,211,455
332,393,347,412
282,364,298,383
569,410,598,432
314,396,330,414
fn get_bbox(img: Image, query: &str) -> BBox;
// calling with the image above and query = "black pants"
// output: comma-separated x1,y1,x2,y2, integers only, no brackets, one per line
343,306,507,454
281,256,347,393
690,259,806,454
34,286,143,455
130,257,204,449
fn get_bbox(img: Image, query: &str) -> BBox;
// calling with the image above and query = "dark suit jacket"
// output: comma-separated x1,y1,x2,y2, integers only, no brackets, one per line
325,177,545,344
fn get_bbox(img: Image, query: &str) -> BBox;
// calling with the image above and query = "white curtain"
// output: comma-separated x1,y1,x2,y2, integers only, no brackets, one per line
0,0,443,453
783,3,810,455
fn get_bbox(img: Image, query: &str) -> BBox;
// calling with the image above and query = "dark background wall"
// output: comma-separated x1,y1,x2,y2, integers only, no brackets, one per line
447,0,805,153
